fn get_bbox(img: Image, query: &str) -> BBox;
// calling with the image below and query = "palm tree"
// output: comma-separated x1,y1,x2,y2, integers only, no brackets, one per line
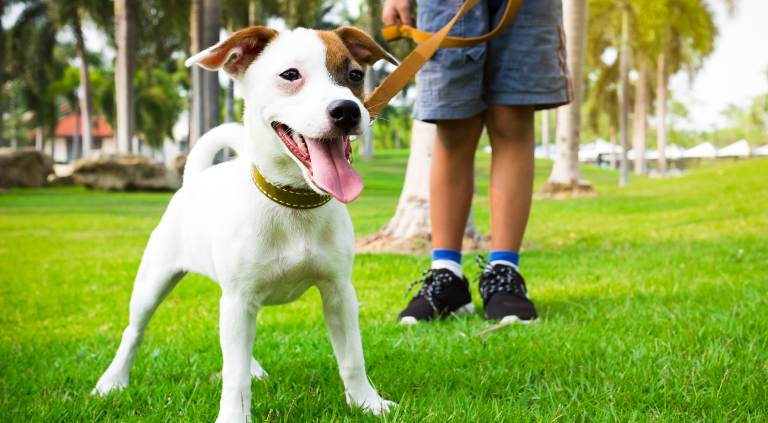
618,2,631,186
49,0,102,159
202,0,221,135
7,0,62,155
71,8,95,158
359,120,481,252
190,0,203,148
115,0,135,153
539,0,595,197
632,62,648,174
634,0,718,176
0,0,31,143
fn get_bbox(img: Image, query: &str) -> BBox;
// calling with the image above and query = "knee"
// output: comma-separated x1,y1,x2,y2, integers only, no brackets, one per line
487,105,535,143
435,115,484,152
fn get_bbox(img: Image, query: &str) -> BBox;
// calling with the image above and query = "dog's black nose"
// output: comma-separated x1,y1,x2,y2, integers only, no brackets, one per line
327,100,361,132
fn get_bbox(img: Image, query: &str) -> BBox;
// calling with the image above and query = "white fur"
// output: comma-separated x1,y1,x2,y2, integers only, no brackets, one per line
93,29,394,421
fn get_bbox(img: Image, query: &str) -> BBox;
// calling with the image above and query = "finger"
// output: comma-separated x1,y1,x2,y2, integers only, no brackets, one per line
396,4,413,26
382,6,398,26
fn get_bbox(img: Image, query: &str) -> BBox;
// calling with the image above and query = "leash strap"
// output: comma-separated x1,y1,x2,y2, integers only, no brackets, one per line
363,0,524,118
251,165,332,209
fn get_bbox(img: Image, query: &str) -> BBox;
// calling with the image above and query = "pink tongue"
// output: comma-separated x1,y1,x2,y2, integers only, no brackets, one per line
304,137,363,203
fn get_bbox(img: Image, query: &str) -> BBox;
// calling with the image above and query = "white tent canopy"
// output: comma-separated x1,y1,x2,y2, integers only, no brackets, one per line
627,148,655,160
718,139,752,157
579,138,622,162
755,143,768,156
644,144,686,160
682,142,718,159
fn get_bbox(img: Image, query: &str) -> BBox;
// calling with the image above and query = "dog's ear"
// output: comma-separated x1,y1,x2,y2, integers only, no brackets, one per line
333,27,398,67
185,26,278,79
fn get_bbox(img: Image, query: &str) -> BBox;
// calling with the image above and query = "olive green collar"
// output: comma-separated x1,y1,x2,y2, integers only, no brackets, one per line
250,165,332,209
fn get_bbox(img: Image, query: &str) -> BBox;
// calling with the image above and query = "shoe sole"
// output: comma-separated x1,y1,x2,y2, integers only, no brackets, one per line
497,315,534,325
399,302,475,325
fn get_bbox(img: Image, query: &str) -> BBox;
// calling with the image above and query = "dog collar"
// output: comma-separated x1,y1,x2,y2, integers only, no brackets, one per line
250,165,332,209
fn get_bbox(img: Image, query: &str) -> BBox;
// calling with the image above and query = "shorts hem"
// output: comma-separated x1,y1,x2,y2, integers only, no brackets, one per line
485,92,570,110
412,101,489,122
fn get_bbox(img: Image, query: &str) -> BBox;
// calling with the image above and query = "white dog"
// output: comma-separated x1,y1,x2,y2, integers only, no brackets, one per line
92,26,398,422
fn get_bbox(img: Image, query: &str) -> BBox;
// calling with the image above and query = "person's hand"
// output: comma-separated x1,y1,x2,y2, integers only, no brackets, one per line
382,0,413,26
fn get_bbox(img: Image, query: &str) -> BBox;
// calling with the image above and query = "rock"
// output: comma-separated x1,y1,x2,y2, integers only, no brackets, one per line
48,174,76,186
72,153,182,191
0,148,55,188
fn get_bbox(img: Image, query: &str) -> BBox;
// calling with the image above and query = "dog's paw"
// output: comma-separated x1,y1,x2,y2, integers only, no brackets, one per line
91,373,128,396
368,398,397,416
250,357,268,380
348,392,397,416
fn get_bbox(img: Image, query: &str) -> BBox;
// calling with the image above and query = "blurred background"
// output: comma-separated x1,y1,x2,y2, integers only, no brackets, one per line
0,0,765,181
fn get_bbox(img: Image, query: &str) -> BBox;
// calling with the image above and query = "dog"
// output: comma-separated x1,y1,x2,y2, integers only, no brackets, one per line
92,26,398,422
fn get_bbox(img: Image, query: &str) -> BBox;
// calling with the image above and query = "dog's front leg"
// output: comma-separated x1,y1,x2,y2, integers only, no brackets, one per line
216,294,258,423
319,282,396,415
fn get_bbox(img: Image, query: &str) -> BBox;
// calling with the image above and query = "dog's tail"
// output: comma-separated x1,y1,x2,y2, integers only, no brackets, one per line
183,123,245,187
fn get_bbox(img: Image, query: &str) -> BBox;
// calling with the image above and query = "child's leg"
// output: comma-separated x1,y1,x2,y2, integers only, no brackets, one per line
485,104,536,253
431,113,485,251
475,104,539,324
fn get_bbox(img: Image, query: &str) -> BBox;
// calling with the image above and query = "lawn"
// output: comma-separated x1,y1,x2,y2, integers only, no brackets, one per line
1,153,767,422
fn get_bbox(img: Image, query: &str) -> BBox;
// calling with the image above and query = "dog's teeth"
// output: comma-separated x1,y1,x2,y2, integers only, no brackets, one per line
298,138,308,154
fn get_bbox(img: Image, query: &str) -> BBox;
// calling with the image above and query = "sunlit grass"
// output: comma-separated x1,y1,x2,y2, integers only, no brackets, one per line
1,156,766,421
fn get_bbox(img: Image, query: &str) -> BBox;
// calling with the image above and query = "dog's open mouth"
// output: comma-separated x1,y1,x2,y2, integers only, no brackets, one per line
272,123,363,204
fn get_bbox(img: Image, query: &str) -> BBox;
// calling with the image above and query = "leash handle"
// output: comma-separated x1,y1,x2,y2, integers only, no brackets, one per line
364,0,524,118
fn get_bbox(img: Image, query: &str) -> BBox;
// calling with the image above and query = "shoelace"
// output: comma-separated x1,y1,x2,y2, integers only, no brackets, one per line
404,268,454,312
475,255,528,300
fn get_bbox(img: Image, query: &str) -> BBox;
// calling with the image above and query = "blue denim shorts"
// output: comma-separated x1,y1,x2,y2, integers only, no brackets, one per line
412,0,572,122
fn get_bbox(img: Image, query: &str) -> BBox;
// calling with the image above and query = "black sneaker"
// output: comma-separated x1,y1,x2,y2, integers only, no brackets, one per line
398,268,475,324
476,256,538,324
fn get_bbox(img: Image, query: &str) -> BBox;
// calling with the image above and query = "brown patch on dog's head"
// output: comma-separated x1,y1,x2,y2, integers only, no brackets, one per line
190,26,278,79
318,28,397,100
333,27,398,67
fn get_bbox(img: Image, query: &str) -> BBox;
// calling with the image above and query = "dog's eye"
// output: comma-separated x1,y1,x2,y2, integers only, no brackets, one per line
280,69,300,81
349,70,364,83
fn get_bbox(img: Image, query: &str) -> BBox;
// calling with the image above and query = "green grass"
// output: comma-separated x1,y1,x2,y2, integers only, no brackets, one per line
1,155,767,422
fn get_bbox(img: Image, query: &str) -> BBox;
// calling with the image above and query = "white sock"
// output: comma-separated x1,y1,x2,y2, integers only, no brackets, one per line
432,259,463,278
490,259,519,272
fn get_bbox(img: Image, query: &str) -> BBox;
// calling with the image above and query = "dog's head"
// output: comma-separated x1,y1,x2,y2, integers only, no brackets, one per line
186,26,397,204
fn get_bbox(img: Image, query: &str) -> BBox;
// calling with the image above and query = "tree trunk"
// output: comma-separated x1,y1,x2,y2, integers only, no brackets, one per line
656,51,668,176
542,109,550,159
609,125,616,169
358,120,482,254
190,0,204,148
36,127,43,151
115,0,135,153
618,4,630,187
0,4,4,144
359,67,376,160
632,63,648,175
72,113,80,161
73,9,94,158
538,0,595,198
248,0,261,26
203,0,221,134
224,78,235,160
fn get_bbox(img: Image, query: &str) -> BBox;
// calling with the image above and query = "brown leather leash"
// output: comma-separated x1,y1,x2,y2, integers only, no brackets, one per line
363,0,524,118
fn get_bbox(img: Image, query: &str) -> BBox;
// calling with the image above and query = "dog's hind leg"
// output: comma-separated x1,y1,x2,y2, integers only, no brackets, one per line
93,230,185,395
318,281,396,415
250,356,267,379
